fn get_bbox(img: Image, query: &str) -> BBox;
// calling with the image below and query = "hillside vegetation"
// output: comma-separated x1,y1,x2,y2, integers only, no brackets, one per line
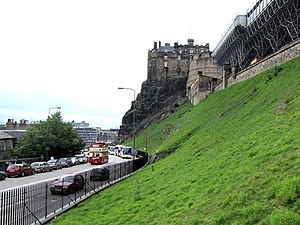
51,57,300,224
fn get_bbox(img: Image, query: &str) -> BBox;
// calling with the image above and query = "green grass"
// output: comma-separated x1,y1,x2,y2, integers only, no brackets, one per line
50,57,300,225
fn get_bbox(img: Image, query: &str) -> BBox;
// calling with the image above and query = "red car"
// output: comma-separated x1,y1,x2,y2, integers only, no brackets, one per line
6,163,35,177
50,174,85,195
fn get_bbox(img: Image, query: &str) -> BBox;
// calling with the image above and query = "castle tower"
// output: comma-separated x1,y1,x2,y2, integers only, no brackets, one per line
147,39,205,81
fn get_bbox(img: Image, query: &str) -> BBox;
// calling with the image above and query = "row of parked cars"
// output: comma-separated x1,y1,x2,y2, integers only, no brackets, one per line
1,154,88,180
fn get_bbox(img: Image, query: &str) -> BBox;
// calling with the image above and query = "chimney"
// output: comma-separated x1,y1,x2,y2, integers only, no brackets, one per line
188,39,194,46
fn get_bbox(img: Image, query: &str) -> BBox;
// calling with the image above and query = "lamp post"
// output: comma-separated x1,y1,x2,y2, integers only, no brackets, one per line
48,106,61,117
118,87,136,150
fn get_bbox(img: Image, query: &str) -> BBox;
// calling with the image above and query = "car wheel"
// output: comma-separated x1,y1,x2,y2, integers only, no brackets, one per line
21,171,25,177
31,170,35,175
0,175,5,180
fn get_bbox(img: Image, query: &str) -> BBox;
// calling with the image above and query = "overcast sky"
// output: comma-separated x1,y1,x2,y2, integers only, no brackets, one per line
0,0,255,129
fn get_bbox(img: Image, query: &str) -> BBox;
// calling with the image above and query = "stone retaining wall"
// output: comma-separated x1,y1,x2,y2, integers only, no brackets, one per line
228,39,300,86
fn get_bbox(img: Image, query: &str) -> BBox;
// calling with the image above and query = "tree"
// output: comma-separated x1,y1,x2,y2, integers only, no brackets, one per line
13,112,85,159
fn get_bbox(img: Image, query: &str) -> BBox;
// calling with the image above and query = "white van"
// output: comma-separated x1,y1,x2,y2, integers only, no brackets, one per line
108,146,115,155
114,145,124,156
120,146,133,159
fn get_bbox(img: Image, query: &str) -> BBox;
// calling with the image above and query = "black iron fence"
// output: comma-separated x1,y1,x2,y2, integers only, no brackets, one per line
0,155,148,225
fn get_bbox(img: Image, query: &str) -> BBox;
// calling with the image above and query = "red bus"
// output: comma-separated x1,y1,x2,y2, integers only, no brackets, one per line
88,143,109,165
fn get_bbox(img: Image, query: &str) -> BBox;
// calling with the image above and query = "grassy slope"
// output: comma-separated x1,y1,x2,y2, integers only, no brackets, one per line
51,57,300,225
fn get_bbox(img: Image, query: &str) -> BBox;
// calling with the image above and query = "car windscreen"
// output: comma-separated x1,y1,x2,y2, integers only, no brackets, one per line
59,176,74,182
7,165,18,169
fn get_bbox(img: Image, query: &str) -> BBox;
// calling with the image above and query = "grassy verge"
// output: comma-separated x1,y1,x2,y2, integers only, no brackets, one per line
50,57,300,225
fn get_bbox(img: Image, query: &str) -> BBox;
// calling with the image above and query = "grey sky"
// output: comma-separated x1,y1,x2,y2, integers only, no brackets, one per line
0,0,255,128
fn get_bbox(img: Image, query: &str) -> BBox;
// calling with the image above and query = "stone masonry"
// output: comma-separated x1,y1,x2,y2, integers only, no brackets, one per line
187,48,223,105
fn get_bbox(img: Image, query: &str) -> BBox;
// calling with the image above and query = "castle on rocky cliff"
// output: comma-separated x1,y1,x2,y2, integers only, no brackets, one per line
147,39,224,104
118,39,224,140
148,39,225,105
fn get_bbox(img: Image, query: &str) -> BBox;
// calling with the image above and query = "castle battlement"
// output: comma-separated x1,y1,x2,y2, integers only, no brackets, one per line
147,39,210,81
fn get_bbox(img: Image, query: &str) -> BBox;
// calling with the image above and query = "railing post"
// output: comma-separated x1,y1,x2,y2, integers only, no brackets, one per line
74,182,77,202
61,184,64,210
120,163,122,179
0,192,4,225
114,164,116,181
45,183,48,218
23,187,26,225
85,171,87,195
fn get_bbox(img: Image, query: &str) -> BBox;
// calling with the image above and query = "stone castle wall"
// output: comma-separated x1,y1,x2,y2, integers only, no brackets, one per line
187,51,223,105
147,51,190,80
147,40,210,81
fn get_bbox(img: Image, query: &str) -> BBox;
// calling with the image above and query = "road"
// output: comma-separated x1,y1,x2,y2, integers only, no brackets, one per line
0,155,129,192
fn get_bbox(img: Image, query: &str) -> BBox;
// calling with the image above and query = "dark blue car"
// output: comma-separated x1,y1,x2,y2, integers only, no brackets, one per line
0,171,6,180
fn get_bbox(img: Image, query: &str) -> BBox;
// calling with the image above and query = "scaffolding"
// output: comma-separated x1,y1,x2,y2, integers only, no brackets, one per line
212,0,300,71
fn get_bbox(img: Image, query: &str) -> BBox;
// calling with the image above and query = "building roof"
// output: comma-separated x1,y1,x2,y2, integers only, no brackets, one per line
152,43,176,53
4,130,26,139
0,131,16,140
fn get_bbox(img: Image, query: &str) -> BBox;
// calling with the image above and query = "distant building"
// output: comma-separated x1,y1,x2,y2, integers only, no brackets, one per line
72,121,89,128
0,125,5,130
0,131,16,160
72,121,119,148
96,128,119,144
75,127,98,148
0,130,28,160
0,119,35,160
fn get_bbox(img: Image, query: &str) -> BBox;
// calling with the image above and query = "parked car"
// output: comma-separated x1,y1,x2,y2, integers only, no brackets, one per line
75,154,87,164
30,162,52,173
57,158,73,167
90,167,109,181
68,157,80,166
0,171,6,180
47,159,62,170
50,174,85,194
6,163,34,177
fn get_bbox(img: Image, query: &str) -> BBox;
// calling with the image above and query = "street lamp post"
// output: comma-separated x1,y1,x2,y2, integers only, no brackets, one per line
48,107,61,117
118,87,136,150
